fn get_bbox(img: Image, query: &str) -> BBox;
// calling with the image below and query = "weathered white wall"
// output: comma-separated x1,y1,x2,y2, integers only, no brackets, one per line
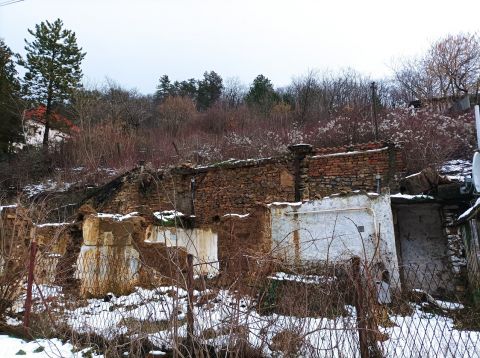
269,191,400,288
147,226,219,276
75,215,140,297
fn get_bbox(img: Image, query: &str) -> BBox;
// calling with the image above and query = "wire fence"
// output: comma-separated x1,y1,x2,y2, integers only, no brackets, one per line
1,202,480,357
5,240,479,358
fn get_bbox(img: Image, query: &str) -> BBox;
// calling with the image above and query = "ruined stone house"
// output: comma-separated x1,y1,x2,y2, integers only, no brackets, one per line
1,141,474,298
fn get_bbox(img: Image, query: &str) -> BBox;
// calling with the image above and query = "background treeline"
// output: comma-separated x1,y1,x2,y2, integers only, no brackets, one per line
1,30,479,191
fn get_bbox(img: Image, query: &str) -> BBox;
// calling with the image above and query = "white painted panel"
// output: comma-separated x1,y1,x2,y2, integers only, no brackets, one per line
270,192,400,289
149,226,219,276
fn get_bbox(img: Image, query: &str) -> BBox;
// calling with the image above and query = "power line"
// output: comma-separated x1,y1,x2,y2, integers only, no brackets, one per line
0,0,24,7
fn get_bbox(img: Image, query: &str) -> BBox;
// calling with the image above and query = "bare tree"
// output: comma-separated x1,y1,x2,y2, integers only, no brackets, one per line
221,77,246,108
427,33,480,97
394,33,480,102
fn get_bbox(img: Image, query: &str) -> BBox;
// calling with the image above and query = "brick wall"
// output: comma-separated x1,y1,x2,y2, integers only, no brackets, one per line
307,143,405,198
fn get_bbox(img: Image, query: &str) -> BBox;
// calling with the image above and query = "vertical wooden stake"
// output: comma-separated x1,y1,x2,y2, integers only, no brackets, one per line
186,254,195,348
352,256,369,358
23,241,37,336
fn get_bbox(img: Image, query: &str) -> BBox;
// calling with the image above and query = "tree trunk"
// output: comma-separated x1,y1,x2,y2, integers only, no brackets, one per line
43,82,53,149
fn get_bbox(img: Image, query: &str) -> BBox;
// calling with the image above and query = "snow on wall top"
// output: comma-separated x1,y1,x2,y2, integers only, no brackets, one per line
96,212,140,221
439,159,472,182
457,197,480,223
0,204,17,213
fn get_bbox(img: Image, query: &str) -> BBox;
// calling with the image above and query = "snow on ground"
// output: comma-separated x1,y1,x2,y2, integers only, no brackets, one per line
41,283,476,357
6,280,480,357
269,271,337,284
65,286,360,356
0,334,103,358
383,305,477,357
23,180,73,198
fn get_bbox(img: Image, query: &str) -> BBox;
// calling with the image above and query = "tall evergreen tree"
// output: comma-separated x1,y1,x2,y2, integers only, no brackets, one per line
0,39,23,156
155,75,174,102
19,19,86,148
245,74,279,115
197,71,223,110
174,78,197,99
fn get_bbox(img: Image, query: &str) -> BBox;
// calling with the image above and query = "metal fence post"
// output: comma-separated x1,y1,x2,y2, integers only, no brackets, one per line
23,241,37,335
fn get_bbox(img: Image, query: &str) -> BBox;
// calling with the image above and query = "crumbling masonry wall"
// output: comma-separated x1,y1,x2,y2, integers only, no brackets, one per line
306,143,405,199
75,142,405,288
92,142,403,225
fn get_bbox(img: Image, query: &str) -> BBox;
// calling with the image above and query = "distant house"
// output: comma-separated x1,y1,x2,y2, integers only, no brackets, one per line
16,105,80,149
409,94,474,113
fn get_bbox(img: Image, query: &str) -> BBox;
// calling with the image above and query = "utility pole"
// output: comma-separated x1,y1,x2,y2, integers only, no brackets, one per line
371,82,378,141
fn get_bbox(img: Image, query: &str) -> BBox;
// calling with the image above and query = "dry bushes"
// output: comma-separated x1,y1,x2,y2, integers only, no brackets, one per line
0,204,31,320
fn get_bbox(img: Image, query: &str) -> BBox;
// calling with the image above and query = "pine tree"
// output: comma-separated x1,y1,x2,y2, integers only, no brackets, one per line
20,19,86,148
155,75,174,102
0,39,23,156
196,71,223,110
245,74,279,115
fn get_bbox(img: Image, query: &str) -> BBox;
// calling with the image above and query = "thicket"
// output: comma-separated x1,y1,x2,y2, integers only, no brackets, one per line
1,30,478,192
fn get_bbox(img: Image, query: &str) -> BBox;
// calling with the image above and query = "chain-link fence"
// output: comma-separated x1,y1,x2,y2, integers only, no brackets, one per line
6,240,478,358
1,201,480,357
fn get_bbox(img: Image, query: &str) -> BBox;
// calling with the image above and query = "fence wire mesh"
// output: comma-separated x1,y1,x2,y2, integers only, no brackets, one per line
4,242,479,358
1,202,480,357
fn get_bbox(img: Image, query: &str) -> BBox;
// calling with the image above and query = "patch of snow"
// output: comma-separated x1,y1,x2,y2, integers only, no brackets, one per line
223,213,250,219
439,159,472,182
0,334,103,357
268,202,303,207
435,299,464,310
6,317,22,326
153,210,184,222
391,193,435,200
312,147,388,159
269,272,337,284
0,204,17,213
458,197,480,221
96,212,139,221
35,222,70,228
23,180,73,197
412,288,464,311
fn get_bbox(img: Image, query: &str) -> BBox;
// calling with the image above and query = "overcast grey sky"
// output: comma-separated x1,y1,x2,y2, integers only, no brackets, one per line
1,0,480,94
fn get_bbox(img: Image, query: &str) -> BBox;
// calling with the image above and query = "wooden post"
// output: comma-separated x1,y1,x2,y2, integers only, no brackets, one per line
186,254,195,349
23,241,37,336
352,256,369,358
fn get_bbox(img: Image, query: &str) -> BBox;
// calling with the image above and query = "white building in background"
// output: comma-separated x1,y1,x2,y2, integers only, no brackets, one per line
14,105,79,150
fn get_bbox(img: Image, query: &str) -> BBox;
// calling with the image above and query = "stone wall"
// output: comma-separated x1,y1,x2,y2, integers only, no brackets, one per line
93,142,403,226
191,158,295,225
